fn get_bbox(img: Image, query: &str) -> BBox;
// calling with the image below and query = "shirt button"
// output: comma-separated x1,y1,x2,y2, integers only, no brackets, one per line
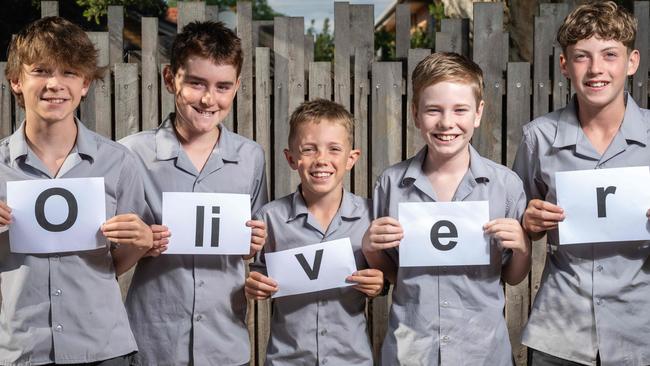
320,329,327,336
441,335,450,343
596,265,603,272
197,280,204,287
441,300,449,307
195,314,202,321
54,324,63,332
52,255,60,261
321,359,328,365
53,289,62,296
595,297,603,305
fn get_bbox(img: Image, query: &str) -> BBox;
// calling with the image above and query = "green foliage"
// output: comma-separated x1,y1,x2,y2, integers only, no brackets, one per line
410,26,432,49
75,0,167,23
374,27,395,61
429,0,444,32
307,18,333,61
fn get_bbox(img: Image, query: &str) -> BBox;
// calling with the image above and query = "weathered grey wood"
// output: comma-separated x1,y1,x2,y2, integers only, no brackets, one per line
160,63,175,120
177,1,206,33
308,62,332,100
206,5,219,21
40,1,58,17
395,4,410,59
633,1,649,108
406,49,431,158
552,46,569,110
531,237,547,303
108,6,124,67
305,34,314,66
505,62,532,366
273,17,305,199
440,18,469,56
435,32,453,53
237,1,254,139
81,32,111,138
114,63,139,140
0,63,12,137
141,17,159,131
370,62,402,361
334,2,351,111
473,2,505,163
254,48,272,366
351,4,373,196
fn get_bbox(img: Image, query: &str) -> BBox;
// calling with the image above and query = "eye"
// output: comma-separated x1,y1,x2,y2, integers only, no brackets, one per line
330,145,343,153
604,52,618,60
574,54,587,61
64,70,78,76
426,108,440,115
299,146,316,155
455,108,469,114
216,84,232,92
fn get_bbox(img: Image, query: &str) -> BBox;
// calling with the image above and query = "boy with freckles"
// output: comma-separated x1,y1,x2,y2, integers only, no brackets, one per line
513,2,650,365
363,53,530,365
245,99,383,365
0,16,153,365
120,21,268,366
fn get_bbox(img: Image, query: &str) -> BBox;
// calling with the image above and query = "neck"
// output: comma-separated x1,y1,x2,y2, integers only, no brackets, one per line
174,120,221,148
577,94,626,131
301,185,343,230
423,146,471,176
24,113,77,160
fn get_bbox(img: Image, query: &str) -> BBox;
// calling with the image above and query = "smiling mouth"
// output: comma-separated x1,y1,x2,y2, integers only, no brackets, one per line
434,134,459,142
310,171,333,178
585,81,609,88
192,106,218,117
41,98,68,104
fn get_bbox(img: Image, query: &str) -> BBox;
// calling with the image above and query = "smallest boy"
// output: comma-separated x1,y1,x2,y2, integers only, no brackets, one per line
245,99,383,366
363,53,530,365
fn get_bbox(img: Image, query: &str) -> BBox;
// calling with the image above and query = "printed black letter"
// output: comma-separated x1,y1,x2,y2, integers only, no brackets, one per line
430,220,458,251
596,186,617,218
34,188,78,232
295,249,324,280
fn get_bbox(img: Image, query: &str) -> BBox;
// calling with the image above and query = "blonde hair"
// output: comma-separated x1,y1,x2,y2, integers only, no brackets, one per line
5,17,103,107
556,1,637,52
411,52,484,111
288,99,354,148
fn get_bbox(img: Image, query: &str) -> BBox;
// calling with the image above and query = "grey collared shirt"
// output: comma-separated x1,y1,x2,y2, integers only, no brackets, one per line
376,145,525,366
513,94,650,366
251,188,374,366
0,119,146,365
120,115,268,366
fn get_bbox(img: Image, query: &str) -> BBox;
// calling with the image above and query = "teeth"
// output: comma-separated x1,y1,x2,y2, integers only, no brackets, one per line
435,134,457,141
194,107,216,117
587,81,607,87
44,98,65,104
311,172,332,178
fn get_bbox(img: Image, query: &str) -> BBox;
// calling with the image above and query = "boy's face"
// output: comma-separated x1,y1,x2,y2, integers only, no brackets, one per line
560,37,639,111
413,81,483,162
284,120,359,200
10,63,90,125
164,56,240,135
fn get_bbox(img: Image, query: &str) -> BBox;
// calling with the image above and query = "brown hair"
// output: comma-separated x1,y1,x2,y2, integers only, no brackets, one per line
288,99,355,148
170,21,243,76
411,52,484,112
5,16,103,107
556,1,637,52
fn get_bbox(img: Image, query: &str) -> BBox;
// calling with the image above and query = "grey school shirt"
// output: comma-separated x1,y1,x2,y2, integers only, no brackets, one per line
376,145,525,366
512,94,650,366
120,116,268,366
0,119,146,365
251,188,374,366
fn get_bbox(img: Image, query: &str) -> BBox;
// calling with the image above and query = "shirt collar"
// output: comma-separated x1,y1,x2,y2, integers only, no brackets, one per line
9,117,98,163
287,186,362,222
155,113,241,162
553,93,647,148
401,145,490,187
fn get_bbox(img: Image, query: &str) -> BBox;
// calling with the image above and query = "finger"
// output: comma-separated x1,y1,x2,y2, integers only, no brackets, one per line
530,199,563,213
370,233,403,244
102,221,139,233
372,216,402,228
246,220,266,229
370,240,401,250
249,272,278,286
346,275,384,285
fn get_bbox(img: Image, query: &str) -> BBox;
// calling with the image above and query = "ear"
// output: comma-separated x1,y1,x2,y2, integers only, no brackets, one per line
411,102,420,129
163,65,176,93
474,100,485,128
559,52,570,79
284,148,298,170
81,78,91,98
346,148,361,171
626,49,640,76
9,77,22,95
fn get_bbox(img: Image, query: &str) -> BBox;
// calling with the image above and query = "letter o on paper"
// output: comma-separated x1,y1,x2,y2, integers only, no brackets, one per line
34,188,78,232
430,220,458,251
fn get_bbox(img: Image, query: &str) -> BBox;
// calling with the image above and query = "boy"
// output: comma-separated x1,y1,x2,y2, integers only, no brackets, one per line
120,21,268,366
244,99,384,365
513,2,650,365
363,52,530,365
0,17,154,365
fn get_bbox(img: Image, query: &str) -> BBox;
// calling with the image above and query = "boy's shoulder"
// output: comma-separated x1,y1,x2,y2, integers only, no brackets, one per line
376,152,421,186
473,151,524,188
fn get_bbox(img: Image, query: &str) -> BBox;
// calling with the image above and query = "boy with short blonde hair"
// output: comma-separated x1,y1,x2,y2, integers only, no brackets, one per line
245,98,383,365
513,2,650,365
363,52,530,365
0,16,153,365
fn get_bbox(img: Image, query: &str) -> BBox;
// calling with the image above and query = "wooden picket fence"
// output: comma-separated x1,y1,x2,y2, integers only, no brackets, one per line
0,1,649,365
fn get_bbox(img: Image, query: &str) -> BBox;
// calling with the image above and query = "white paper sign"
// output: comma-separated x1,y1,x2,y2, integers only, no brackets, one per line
7,178,107,254
556,166,650,245
162,192,251,255
398,201,490,267
265,238,358,298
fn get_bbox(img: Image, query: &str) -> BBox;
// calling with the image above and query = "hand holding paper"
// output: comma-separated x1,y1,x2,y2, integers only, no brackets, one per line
242,219,267,260
102,214,153,251
346,268,384,298
0,201,11,226
245,271,278,300
362,217,404,253
522,199,565,238
484,218,528,255
143,224,170,257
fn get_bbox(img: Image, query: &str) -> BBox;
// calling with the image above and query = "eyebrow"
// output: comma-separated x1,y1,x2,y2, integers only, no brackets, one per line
184,74,235,86
573,46,621,53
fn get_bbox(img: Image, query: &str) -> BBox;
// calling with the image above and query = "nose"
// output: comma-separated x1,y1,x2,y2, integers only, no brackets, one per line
45,74,64,90
588,56,603,75
201,89,216,106
438,112,455,129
